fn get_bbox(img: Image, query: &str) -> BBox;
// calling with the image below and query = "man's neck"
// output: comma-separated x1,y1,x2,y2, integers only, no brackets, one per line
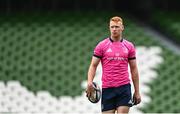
111,35,122,42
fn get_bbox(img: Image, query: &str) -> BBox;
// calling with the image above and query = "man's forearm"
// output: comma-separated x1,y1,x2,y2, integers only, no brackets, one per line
131,68,140,93
88,65,97,84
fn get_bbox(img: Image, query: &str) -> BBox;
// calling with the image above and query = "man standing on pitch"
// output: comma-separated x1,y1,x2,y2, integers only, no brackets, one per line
86,16,141,113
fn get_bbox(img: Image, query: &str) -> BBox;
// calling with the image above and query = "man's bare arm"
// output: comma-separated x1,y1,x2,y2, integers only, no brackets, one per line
86,56,100,97
129,59,141,104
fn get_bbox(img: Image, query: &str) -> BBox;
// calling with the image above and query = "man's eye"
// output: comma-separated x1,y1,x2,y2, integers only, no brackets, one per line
111,26,119,28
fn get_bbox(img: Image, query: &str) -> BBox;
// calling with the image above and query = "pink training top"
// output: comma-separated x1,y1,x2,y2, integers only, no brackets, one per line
94,38,136,88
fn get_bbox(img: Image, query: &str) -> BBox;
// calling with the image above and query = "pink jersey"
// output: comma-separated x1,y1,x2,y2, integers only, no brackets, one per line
94,38,136,88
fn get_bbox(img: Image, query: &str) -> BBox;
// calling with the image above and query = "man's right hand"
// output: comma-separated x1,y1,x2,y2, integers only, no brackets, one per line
86,82,94,98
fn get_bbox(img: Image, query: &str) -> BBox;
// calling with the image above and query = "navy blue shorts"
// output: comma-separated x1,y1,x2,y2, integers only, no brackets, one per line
101,84,133,111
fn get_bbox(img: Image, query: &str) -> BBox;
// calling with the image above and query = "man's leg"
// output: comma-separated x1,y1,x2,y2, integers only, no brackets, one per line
102,109,116,114
117,106,129,113
102,87,116,114
115,84,132,113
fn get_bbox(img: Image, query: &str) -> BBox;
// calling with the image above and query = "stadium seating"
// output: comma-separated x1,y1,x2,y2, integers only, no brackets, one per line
0,12,180,113
151,11,180,44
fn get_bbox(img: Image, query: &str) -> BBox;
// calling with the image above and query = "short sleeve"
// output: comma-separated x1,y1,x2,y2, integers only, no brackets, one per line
93,42,103,58
128,43,136,60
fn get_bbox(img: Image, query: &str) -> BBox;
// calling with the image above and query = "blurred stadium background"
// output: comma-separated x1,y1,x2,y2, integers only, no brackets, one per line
0,0,180,113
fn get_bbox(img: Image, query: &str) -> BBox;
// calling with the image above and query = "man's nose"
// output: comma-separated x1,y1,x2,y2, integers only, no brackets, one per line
112,27,116,30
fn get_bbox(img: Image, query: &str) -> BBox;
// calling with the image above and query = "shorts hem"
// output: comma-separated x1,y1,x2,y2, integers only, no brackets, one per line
102,107,116,112
116,103,133,108
102,104,132,112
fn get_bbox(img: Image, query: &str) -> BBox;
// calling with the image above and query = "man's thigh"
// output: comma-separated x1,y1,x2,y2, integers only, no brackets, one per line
102,109,116,114
117,106,130,113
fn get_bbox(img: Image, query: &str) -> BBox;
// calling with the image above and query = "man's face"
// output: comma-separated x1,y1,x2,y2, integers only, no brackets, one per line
109,21,124,38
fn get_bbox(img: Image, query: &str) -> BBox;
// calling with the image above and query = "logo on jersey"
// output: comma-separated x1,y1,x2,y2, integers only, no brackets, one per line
106,48,112,52
107,57,127,61
123,47,128,54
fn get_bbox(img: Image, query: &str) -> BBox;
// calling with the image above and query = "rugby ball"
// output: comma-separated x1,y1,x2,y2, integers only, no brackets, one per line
88,82,101,103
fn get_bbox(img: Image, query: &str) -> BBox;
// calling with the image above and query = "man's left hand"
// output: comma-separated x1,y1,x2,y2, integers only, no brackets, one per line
133,92,141,105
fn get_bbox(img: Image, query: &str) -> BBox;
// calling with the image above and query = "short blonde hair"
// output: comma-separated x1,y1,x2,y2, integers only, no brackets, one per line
110,16,123,24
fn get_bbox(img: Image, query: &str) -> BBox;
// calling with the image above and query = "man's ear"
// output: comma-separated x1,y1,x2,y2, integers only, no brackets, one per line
121,25,124,30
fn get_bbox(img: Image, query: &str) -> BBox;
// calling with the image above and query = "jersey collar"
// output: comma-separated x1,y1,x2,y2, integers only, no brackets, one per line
109,37,123,42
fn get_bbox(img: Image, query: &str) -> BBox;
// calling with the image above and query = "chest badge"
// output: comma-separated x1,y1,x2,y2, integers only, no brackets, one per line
123,48,128,54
